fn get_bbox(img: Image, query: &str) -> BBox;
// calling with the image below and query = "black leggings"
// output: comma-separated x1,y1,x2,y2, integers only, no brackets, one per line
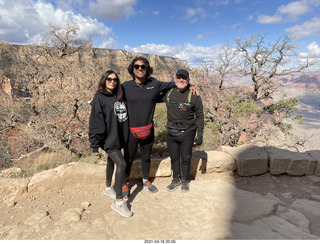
166,129,196,181
106,150,127,199
124,130,154,182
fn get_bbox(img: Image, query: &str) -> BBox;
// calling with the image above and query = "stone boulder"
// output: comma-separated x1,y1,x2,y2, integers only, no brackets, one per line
27,162,105,193
265,147,316,176
205,151,236,173
0,177,28,206
128,157,172,180
222,145,268,176
306,150,320,176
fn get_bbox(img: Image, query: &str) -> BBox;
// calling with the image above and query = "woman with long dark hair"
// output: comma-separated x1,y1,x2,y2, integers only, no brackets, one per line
89,70,132,218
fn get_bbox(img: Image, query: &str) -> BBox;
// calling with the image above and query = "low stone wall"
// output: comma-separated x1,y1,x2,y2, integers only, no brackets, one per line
1,145,319,194
129,145,320,179
220,145,320,177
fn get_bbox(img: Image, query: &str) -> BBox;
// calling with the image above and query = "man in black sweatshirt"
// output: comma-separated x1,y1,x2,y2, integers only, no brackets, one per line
122,57,175,193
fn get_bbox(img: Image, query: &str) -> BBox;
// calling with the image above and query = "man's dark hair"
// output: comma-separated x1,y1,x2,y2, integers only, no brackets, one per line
127,56,153,79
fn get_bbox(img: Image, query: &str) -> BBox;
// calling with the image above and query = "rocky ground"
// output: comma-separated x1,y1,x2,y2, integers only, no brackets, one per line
1,166,320,240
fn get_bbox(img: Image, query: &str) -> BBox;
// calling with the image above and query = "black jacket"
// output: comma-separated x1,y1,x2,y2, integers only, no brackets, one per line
89,90,129,154
164,87,204,138
122,78,175,127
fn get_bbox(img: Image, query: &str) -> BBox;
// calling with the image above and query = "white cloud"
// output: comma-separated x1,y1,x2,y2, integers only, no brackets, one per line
99,37,119,49
286,17,320,39
124,43,223,66
299,41,320,65
211,12,220,19
153,11,159,15
247,15,254,21
277,1,311,21
222,23,241,30
54,0,85,11
257,0,320,24
0,0,115,45
0,0,47,43
184,7,207,23
257,14,283,24
306,41,320,57
88,0,137,21
300,41,320,57
209,0,229,5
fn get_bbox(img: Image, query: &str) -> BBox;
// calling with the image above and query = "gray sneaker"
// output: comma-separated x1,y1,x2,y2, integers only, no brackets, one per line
111,201,133,218
181,180,189,192
103,186,116,200
166,179,181,192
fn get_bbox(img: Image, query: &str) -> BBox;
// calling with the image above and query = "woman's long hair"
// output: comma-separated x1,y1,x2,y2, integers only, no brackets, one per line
96,70,125,103
127,56,153,80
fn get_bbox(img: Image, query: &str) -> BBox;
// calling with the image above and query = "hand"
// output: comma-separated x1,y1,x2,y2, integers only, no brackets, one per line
194,137,203,146
189,85,200,96
93,151,102,158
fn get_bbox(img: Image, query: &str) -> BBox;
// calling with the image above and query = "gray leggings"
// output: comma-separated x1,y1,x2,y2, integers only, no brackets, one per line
106,150,127,199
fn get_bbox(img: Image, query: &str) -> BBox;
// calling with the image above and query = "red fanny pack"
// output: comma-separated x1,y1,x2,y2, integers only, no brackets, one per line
130,123,153,140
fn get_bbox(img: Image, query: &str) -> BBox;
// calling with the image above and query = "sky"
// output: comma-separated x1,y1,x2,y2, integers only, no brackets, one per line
0,0,320,67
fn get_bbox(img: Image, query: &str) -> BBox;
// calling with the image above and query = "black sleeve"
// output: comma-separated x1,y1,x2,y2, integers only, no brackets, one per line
193,95,204,138
121,83,127,103
156,91,167,103
158,80,175,93
155,81,175,103
88,96,106,152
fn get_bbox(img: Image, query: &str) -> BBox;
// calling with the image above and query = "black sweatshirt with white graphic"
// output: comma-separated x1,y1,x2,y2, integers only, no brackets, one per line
122,79,175,127
89,90,129,153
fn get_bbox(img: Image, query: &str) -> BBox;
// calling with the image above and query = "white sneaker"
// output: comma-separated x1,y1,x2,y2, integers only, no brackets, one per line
103,186,116,200
111,201,133,218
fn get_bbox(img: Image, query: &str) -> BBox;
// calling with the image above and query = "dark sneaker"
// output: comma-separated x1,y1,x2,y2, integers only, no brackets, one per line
103,186,116,200
181,180,190,192
166,179,181,192
111,201,133,218
122,185,129,200
143,181,158,193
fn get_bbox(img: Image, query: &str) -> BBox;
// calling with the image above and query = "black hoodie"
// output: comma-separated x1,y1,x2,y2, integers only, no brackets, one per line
89,90,129,154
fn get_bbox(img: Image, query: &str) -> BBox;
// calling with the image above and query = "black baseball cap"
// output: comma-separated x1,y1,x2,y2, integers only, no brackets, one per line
176,69,189,78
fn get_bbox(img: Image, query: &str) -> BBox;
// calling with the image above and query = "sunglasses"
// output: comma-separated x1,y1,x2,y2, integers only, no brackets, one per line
176,76,188,81
107,77,118,83
134,64,146,70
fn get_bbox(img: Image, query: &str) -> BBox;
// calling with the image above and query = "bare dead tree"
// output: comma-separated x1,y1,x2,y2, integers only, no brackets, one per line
235,34,311,102
198,34,314,148
41,24,92,59
215,42,239,90
0,25,99,163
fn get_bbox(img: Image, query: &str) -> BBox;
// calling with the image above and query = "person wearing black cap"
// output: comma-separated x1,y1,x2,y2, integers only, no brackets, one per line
164,69,204,192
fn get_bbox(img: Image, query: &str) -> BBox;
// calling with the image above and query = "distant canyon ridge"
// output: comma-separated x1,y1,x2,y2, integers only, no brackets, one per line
0,45,190,106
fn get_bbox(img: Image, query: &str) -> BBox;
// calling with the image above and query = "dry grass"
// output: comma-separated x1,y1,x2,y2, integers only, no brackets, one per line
14,151,76,177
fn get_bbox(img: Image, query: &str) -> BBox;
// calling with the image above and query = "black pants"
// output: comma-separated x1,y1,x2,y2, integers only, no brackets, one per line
106,150,127,199
124,130,154,181
167,129,196,181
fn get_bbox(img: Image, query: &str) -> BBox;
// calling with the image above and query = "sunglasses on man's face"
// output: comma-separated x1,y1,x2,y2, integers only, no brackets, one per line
134,64,146,70
107,77,118,83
